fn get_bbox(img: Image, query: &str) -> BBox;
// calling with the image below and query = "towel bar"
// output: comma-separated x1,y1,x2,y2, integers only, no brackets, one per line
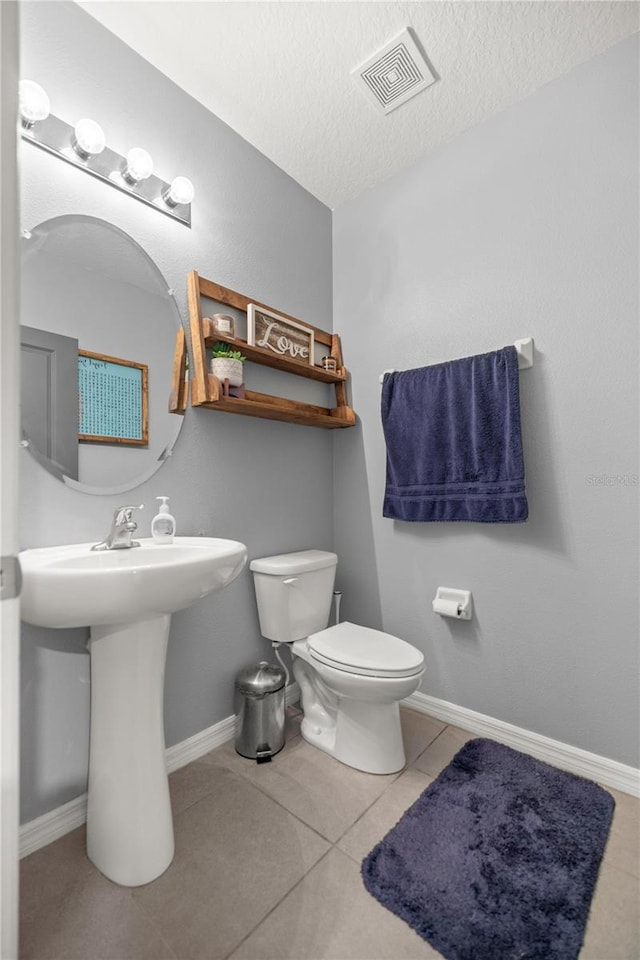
379,338,534,382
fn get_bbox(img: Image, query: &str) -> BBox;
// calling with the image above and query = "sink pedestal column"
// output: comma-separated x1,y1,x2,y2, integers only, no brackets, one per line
87,613,174,886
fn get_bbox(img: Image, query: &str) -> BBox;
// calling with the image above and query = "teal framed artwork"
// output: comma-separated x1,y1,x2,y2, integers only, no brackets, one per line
78,350,149,445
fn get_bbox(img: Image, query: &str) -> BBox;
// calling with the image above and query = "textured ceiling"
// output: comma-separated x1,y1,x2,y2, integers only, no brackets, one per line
78,1,640,208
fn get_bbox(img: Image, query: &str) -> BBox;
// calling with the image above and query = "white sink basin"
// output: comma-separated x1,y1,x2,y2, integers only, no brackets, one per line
19,537,247,628
19,535,247,887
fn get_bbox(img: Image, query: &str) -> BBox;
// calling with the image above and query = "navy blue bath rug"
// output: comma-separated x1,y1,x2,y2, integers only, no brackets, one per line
362,738,614,960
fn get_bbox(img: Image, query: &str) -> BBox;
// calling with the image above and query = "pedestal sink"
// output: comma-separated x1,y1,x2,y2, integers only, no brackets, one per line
19,537,247,886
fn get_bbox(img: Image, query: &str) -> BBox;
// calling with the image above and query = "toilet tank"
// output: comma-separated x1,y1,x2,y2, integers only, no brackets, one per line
250,550,337,643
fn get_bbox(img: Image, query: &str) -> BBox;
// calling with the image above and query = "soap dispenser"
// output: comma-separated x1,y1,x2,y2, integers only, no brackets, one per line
151,496,175,543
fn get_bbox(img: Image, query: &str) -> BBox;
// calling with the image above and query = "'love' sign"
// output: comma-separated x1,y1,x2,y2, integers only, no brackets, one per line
248,304,314,367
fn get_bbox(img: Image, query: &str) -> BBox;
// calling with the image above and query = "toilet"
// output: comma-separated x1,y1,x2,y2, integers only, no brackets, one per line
250,549,425,775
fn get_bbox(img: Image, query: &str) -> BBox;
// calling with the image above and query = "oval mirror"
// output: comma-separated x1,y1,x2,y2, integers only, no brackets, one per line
20,215,185,495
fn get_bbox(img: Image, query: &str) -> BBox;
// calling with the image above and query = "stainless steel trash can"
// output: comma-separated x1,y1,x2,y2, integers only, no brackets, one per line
235,660,286,763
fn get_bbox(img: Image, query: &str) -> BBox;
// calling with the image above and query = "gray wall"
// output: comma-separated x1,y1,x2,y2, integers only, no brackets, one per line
19,2,333,822
333,35,639,767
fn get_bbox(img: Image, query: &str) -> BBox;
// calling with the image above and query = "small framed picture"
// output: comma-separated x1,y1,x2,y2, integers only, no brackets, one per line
206,313,236,337
78,350,148,446
247,304,314,366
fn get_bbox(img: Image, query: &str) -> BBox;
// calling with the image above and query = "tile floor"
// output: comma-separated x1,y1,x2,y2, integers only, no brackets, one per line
20,708,640,960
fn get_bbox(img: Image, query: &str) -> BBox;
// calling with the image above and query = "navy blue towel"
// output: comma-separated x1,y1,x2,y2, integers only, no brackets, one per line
381,346,528,523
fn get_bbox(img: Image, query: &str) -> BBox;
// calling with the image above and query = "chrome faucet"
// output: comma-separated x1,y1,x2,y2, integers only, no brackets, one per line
91,504,144,551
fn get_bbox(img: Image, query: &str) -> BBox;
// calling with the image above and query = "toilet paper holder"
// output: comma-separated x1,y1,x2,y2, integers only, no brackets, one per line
432,586,473,620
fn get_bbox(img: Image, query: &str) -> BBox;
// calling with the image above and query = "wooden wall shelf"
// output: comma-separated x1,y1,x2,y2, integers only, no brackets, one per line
168,326,189,415
183,271,356,429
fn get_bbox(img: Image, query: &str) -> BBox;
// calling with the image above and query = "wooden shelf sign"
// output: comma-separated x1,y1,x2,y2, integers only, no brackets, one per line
79,349,149,445
187,271,356,429
247,303,314,366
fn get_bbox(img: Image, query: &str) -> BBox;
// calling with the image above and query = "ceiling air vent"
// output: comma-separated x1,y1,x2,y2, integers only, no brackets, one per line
352,27,437,115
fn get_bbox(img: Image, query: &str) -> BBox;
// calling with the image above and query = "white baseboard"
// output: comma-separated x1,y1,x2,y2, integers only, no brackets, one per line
404,690,640,798
19,793,88,860
165,715,236,774
20,682,301,859
285,680,300,707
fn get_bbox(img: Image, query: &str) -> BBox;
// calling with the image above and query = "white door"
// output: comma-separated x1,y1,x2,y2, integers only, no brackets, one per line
0,2,21,956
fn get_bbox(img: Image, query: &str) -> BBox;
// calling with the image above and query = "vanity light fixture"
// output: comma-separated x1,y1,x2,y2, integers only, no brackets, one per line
123,147,154,184
163,176,195,207
19,82,193,227
19,80,50,128
71,118,106,159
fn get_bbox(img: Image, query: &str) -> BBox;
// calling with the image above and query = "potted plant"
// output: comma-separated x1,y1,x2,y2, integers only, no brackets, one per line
209,341,246,387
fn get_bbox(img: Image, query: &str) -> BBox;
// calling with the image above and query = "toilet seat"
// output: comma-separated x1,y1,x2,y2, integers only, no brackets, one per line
307,621,424,679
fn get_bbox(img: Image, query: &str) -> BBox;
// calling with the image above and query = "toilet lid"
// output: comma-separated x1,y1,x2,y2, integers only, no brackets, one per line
308,622,424,678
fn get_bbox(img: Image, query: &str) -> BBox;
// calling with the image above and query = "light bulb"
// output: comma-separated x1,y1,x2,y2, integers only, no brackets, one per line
71,118,105,158
123,147,153,183
164,176,194,207
19,80,50,127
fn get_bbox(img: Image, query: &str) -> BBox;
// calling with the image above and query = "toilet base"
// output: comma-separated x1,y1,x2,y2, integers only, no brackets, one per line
293,649,414,775
333,699,405,774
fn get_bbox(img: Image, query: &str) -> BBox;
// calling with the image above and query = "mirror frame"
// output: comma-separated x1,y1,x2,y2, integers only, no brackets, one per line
20,215,186,495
